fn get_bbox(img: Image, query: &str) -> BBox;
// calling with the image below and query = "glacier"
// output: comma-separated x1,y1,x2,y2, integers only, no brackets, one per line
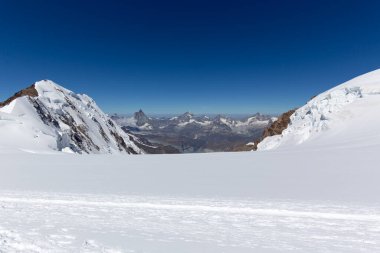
258,69,380,151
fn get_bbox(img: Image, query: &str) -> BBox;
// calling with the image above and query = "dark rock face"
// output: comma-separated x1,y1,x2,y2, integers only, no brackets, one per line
247,109,297,151
29,97,103,154
261,109,296,140
0,84,38,107
134,109,150,126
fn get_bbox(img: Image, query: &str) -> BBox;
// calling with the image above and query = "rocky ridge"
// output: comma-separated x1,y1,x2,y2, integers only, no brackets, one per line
0,80,142,154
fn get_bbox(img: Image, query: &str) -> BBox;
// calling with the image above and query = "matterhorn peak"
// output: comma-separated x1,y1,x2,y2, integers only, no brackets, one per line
134,109,150,126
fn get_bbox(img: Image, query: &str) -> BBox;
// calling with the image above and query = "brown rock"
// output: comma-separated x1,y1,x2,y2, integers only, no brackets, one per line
0,84,38,108
247,109,297,151
261,109,296,140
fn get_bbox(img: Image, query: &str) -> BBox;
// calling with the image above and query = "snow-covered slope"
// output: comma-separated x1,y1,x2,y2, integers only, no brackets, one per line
0,80,141,154
258,69,380,150
1,147,380,252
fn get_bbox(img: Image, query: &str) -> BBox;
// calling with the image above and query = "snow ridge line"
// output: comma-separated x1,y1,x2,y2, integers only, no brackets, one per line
1,196,379,222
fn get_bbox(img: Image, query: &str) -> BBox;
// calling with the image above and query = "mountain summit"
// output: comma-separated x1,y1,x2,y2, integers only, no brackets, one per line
134,109,150,126
0,80,142,154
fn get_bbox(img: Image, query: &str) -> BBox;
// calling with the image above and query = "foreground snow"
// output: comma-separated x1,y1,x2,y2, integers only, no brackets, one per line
1,147,380,252
1,191,380,253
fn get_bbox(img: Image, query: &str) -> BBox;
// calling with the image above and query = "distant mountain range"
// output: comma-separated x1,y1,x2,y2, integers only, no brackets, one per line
112,110,276,153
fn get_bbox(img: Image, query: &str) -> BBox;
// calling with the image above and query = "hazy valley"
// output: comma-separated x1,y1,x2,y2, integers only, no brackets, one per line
112,110,276,153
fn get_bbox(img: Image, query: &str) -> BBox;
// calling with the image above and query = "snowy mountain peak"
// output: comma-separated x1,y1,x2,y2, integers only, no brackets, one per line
34,79,70,93
0,80,69,109
0,81,142,154
177,112,194,122
181,111,193,117
258,69,380,151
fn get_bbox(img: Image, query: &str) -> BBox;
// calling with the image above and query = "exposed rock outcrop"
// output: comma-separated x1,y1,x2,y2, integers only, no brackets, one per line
0,84,38,107
260,109,296,140
134,109,150,126
239,109,296,151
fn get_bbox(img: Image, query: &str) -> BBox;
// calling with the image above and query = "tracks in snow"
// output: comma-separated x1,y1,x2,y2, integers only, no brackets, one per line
1,195,380,222
1,192,380,252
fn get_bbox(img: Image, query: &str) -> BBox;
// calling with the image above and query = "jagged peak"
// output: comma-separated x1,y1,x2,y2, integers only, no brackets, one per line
180,112,194,118
134,109,150,127
135,109,146,115
213,114,227,120
134,109,148,118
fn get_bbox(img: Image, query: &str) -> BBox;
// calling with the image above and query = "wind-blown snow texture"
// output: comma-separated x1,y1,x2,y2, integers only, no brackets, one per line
258,69,380,150
0,80,141,154
1,148,380,252
1,70,380,252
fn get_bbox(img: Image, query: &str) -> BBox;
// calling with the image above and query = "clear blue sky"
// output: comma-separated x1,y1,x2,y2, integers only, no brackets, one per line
1,0,380,114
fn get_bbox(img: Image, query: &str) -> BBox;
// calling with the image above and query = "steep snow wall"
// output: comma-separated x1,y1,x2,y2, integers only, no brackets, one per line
258,69,380,150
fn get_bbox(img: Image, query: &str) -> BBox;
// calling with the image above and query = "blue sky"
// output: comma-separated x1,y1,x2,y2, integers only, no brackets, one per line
1,0,380,114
